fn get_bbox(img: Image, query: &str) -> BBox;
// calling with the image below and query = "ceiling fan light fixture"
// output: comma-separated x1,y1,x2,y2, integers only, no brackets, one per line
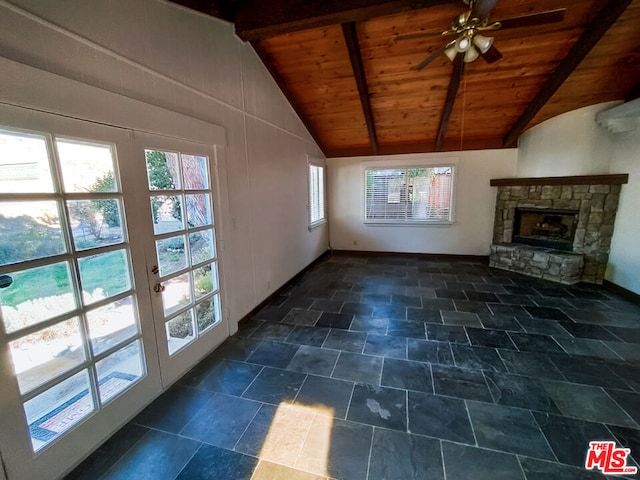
473,34,494,54
444,45,458,61
463,45,479,63
454,35,472,53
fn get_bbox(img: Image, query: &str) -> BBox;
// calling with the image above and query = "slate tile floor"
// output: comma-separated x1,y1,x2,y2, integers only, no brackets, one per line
67,254,640,480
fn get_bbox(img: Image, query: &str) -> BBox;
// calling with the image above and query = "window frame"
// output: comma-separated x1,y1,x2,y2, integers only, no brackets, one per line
307,157,327,229
362,163,456,226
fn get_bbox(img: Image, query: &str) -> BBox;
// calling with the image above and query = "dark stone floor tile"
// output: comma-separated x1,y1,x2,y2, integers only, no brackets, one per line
407,339,454,366
496,293,536,306
316,312,353,330
332,291,362,303
309,298,344,313
554,337,621,360
372,304,407,320
233,404,277,458
255,306,291,322
498,350,566,381
381,358,432,393
441,442,525,480
178,355,224,388
363,334,407,359
543,380,638,428
176,444,257,480
287,345,339,376
283,296,315,310
297,418,372,480
563,308,611,323
465,291,500,303
242,367,306,404
452,345,506,372
247,340,300,369
322,329,367,353
390,294,422,308
286,325,330,347
446,281,475,291
484,371,560,413
347,384,407,431
525,306,571,321
236,319,264,337
65,423,148,480
519,456,612,480
559,322,619,341
467,401,555,459
369,429,444,480
406,307,442,323
349,315,388,334
569,289,610,300
534,287,572,298
531,297,573,309
605,341,640,363
431,365,493,402
466,327,517,349
199,360,263,396
282,308,322,326
608,364,640,392
549,356,629,390
435,288,468,300
305,287,337,300
209,336,263,363
533,412,614,467
133,385,213,434
361,293,390,305
332,352,383,385
422,298,455,312
101,430,200,480
607,389,640,424
473,283,508,293
340,302,374,316
386,319,427,340
517,318,571,337
608,425,640,465
454,300,491,315
487,303,529,317
478,314,524,332
253,461,326,480
407,391,474,444
567,298,612,310
503,285,537,295
295,375,354,419
605,326,640,344
426,324,469,344
251,322,295,341
508,332,564,354
442,310,483,327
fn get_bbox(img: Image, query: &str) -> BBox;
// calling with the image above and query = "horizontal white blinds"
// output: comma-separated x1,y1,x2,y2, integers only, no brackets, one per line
365,166,453,222
309,164,325,225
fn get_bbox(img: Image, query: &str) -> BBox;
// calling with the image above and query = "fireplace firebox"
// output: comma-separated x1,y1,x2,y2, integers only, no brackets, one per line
513,208,578,252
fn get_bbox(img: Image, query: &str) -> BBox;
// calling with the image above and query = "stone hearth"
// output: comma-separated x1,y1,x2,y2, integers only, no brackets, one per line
490,177,626,284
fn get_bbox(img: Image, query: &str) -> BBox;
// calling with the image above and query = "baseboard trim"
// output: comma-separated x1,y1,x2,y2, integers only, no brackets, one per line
603,280,640,305
237,249,331,327
329,249,490,263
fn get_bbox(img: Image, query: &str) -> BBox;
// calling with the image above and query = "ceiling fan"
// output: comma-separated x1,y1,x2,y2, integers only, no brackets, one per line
395,0,566,150
396,0,567,69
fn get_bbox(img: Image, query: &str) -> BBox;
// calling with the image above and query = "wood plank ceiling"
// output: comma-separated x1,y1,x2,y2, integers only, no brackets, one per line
171,0,640,157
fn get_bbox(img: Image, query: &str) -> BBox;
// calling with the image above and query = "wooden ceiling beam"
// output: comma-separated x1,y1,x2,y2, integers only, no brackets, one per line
168,0,235,22
502,0,634,148
342,22,379,155
251,42,328,155
435,54,464,152
233,0,459,41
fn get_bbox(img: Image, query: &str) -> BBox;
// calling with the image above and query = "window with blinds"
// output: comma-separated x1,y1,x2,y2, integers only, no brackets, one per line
308,163,326,227
364,166,454,223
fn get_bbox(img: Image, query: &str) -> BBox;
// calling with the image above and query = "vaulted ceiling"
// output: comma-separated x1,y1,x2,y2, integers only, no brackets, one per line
171,0,640,157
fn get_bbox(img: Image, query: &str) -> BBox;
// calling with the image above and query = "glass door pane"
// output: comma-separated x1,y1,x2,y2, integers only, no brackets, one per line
0,129,147,452
144,149,222,357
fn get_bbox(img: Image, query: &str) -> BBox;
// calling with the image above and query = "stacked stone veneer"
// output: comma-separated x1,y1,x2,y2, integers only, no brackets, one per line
492,183,622,283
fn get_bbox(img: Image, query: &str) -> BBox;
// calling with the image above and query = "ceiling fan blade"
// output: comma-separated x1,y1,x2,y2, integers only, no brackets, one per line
435,53,465,151
412,43,449,71
481,44,503,64
498,9,566,29
396,31,451,41
473,0,500,19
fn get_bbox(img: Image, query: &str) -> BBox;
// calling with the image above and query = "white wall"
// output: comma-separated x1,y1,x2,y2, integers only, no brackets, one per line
0,0,328,330
327,150,517,255
515,102,639,294
517,103,619,177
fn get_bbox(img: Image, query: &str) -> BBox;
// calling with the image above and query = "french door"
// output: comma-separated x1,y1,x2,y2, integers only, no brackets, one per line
0,106,228,479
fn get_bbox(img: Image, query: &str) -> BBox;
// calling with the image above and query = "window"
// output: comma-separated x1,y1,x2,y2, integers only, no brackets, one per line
308,163,326,227
364,166,454,223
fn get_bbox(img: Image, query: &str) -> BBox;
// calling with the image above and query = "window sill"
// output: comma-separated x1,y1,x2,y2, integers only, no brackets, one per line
364,221,454,227
308,219,327,231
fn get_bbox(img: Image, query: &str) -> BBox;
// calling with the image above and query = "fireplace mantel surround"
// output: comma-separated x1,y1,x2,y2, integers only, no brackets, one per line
489,174,628,284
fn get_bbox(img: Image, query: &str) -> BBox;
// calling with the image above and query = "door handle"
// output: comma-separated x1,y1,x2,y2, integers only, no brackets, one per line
154,283,165,293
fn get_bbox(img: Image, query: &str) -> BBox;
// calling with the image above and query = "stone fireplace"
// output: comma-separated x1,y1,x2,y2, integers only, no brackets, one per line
489,175,628,284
